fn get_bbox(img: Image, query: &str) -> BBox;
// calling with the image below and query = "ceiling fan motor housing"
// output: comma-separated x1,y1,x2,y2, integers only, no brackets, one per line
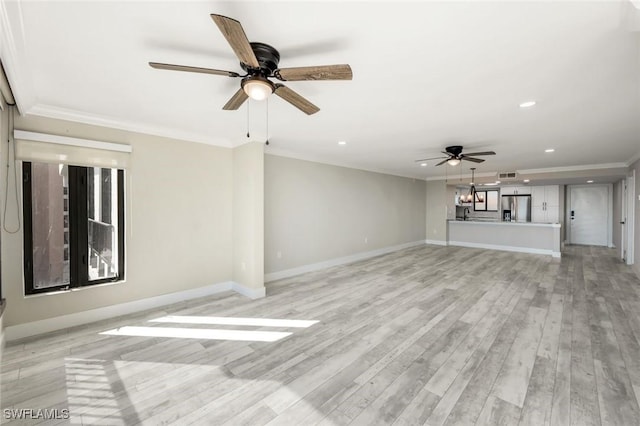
446,145,464,157
241,42,281,76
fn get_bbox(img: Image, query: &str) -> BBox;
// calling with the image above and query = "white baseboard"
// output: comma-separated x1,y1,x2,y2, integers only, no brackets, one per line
4,280,264,342
425,239,448,246
231,282,266,299
265,240,426,283
449,240,561,258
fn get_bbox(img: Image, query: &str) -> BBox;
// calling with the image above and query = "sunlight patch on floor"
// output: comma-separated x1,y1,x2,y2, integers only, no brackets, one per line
65,358,127,425
149,315,319,328
100,326,292,342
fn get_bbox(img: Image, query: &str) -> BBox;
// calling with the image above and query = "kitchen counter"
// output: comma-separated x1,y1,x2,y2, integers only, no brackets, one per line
448,220,561,257
450,219,561,228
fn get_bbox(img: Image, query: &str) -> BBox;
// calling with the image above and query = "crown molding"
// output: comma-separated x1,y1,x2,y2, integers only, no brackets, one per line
626,150,640,167
516,162,629,175
426,171,497,182
26,103,233,148
265,146,427,181
0,0,36,112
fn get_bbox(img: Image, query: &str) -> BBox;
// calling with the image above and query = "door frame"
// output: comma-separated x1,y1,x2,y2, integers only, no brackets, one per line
567,184,612,246
626,169,635,265
622,179,627,261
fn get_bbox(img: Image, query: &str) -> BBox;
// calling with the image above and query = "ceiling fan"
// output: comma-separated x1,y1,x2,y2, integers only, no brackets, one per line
416,145,496,166
149,14,353,115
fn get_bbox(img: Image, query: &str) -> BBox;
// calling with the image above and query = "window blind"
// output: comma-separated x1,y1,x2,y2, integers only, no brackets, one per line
14,130,132,169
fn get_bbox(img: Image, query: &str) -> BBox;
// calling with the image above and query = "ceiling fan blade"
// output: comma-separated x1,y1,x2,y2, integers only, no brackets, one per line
210,14,260,68
274,64,353,81
462,151,496,156
462,157,485,163
222,88,249,110
435,159,449,166
415,157,446,162
149,62,240,77
274,84,320,115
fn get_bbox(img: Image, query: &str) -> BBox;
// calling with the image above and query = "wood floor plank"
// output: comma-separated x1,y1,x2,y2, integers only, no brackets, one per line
2,245,639,426
441,279,538,426
424,280,523,426
518,293,564,426
570,254,602,426
475,395,521,426
588,293,640,425
490,304,548,408
550,292,573,426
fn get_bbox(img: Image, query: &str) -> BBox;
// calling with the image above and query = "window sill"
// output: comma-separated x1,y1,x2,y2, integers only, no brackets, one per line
24,280,125,299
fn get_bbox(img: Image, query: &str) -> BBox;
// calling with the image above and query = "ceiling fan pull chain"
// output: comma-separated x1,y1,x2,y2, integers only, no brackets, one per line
246,99,250,138
266,98,269,145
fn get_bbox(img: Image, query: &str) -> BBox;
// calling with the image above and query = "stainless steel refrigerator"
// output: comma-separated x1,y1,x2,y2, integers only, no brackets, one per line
501,194,532,222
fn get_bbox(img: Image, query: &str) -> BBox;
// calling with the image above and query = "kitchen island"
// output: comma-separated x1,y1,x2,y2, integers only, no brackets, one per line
447,219,561,257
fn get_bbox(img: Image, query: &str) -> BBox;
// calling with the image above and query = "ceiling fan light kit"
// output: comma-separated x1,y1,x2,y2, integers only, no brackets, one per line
149,14,352,115
241,76,274,101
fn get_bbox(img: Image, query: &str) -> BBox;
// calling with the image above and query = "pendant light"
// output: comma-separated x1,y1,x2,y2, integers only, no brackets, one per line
467,167,484,203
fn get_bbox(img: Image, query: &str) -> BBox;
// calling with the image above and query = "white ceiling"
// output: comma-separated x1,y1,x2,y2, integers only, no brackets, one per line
1,0,639,179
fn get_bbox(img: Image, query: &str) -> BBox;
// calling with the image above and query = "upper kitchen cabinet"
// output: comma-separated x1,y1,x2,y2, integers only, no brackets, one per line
531,185,560,223
500,186,532,195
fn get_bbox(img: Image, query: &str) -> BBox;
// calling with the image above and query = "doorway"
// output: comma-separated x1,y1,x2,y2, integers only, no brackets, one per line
626,170,636,265
569,185,609,246
621,179,627,261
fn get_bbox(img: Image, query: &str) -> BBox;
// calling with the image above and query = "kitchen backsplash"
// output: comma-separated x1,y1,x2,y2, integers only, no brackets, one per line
455,205,501,220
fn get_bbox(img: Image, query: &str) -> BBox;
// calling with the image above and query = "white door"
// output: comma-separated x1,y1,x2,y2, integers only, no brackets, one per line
621,180,627,261
569,185,608,246
625,171,635,265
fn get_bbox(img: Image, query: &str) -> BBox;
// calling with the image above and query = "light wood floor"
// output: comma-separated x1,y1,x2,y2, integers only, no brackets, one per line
2,245,640,425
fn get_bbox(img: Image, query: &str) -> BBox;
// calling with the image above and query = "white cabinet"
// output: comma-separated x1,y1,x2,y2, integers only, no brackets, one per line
531,185,560,223
500,186,531,195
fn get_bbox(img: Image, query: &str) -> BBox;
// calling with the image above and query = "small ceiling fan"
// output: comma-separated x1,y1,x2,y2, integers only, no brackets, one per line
416,145,496,166
149,14,353,115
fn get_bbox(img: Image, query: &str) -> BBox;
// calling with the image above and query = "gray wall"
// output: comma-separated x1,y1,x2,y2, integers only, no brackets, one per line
232,142,264,291
426,180,447,243
264,154,426,274
1,115,234,327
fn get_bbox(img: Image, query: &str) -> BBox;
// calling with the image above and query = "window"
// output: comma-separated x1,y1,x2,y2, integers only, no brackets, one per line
23,162,124,294
473,190,499,212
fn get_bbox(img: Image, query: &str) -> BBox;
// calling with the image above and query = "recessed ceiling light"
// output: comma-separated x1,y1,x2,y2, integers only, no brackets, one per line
523,179,530,183
495,181,501,184
519,101,536,108
338,141,347,145
545,148,555,153
420,163,427,167
587,180,594,183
